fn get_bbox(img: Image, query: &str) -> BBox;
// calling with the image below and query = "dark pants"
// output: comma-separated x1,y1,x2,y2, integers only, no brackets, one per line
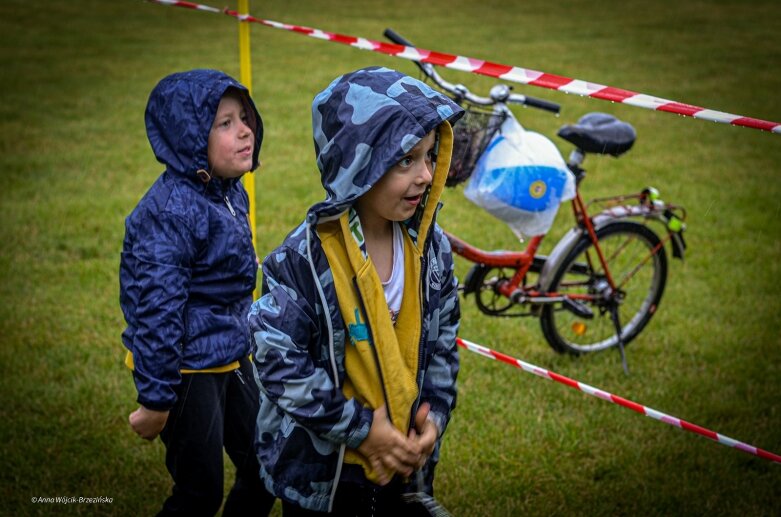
158,356,275,517
281,477,435,517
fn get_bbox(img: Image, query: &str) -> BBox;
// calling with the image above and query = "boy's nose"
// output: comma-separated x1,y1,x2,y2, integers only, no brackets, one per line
416,162,433,184
239,120,252,137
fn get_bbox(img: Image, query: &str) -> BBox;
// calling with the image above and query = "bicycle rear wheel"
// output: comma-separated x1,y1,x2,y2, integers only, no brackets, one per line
540,221,667,354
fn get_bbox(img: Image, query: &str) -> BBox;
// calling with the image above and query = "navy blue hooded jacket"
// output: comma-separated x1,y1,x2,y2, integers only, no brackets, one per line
120,69,263,410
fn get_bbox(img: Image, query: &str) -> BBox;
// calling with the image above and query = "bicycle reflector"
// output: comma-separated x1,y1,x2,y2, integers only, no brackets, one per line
572,322,587,336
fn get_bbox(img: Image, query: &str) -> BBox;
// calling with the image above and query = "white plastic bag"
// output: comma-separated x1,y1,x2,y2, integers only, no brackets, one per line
464,114,575,239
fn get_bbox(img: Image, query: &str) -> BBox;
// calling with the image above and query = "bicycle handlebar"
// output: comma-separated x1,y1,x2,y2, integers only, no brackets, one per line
384,28,560,114
520,96,561,114
384,28,492,105
383,28,425,69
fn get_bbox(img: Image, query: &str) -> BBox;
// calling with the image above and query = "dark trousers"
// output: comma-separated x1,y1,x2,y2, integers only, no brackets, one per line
281,477,434,517
158,356,275,517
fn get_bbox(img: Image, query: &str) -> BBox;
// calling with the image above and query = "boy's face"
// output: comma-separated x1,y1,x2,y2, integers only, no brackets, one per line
207,91,254,179
356,129,436,225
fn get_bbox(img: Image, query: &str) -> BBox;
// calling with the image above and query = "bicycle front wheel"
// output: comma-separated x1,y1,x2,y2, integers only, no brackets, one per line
540,221,667,354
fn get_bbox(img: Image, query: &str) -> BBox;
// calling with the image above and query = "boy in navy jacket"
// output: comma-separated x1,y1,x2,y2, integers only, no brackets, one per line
120,69,274,516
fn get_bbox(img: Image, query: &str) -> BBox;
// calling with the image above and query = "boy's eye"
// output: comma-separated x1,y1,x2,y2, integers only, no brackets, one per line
398,156,413,168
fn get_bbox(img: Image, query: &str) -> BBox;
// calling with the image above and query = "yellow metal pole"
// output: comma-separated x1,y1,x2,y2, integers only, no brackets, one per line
237,0,259,298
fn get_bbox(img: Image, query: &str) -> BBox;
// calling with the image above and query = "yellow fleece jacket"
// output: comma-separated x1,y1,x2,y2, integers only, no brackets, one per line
318,121,453,483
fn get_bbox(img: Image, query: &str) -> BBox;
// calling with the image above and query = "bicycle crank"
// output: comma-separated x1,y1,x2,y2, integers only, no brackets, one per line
562,298,594,319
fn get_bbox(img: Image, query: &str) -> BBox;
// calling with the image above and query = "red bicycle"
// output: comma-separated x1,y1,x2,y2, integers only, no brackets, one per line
385,29,687,360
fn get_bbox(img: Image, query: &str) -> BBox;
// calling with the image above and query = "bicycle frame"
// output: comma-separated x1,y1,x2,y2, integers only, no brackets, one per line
448,186,685,309
383,27,687,355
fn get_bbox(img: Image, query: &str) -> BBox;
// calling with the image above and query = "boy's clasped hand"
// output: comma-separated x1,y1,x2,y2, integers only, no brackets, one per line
357,403,438,485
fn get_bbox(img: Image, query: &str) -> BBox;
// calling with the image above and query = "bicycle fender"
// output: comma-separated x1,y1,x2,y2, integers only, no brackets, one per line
591,206,643,227
670,231,686,260
594,206,686,261
538,227,585,292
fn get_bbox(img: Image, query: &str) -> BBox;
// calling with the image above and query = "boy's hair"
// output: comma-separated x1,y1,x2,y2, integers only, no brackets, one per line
221,86,260,137
145,69,263,176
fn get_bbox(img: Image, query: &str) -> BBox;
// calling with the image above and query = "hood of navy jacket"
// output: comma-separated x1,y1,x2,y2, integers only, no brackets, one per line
308,66,463,223
145,69,263,180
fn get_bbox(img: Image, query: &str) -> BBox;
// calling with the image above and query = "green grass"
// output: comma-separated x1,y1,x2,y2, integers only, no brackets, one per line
1,0,779,515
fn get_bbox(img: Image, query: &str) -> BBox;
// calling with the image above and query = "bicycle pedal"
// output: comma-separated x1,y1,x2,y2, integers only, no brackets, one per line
562,298,594,319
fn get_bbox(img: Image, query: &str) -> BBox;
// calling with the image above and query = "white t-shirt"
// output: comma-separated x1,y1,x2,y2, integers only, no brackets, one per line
381,222,405,325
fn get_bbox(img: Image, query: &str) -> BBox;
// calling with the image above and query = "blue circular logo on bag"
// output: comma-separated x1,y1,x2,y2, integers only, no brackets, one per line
485,165,568,212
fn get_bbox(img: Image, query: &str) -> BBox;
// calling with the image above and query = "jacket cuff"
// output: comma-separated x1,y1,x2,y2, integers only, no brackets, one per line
136,394,175,412
133,368,177,411
424,400,450,438
344,405,373,449
428,411,447,439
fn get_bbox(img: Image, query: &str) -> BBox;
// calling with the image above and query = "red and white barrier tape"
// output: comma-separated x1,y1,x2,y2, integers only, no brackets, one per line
147,0,781,135
456,337,781,464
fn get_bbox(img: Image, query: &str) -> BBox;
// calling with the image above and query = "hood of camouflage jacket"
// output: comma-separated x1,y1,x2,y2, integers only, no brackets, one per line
307,66,463,225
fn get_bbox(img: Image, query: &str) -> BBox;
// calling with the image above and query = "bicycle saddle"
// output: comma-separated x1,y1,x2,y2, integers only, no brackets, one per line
557,112,636,156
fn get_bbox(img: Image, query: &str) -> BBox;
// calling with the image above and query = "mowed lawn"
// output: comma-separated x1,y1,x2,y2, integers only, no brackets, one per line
0,1,779,515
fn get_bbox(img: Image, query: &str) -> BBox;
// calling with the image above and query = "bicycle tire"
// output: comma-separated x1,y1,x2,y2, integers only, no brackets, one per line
540,221,667,355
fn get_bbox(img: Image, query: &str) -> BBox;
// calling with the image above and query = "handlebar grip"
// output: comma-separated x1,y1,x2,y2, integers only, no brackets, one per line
523,96,561,114
384,28,430,76
384,28,415,47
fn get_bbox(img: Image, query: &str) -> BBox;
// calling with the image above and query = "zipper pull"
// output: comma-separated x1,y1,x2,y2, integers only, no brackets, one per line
235,368,246,384
224,195,236,217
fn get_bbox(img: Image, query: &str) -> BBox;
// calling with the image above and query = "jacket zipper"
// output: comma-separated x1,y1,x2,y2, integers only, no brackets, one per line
224,194,236,217
221,181,237,217
352,276,393,422
411,205,440,428
411,254,426,426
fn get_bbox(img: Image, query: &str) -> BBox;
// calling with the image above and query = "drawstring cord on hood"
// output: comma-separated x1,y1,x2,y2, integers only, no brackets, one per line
196,167,238,217
196,169,211,183
305,215,338,382
305,213,346,513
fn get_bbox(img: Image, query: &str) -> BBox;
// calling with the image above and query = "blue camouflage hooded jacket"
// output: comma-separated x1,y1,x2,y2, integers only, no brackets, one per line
120,69,263,410
248,67,463,511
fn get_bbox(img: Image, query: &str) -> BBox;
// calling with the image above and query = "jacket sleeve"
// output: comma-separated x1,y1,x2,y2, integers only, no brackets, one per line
420,228,460,437
128,211,195,411
250,247,372,448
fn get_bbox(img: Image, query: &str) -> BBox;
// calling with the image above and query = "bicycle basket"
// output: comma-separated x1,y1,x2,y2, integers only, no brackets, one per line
447,107,507,187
